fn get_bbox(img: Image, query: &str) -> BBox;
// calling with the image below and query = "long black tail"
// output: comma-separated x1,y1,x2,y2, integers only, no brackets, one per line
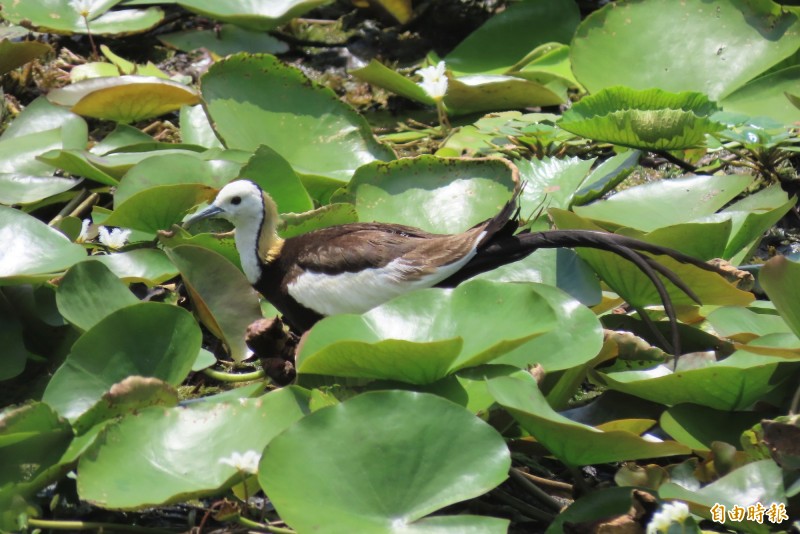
438,229,730,356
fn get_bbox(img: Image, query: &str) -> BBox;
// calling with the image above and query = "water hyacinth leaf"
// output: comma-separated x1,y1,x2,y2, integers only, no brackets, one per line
114,154,242,206
720,65,800,125
160,24,289,56
48,76,200,123
571,0,800,100
42,302,200,420
0,1,164,35
87,249,179,285
56,261,139,332
78,387,310,509
0,39,51,75
558,87,724,150
238,145,313,214
166,245,261,363
0,206,87,281
297,280,559,384
104,183,216,234
259,391,510,533
445,0,580,74
339,156,516,234
660,404,769,451
659,459,786,533
487,376,690,465
202,53,395,189
572,174,752,232
592,351,794,411
759,255,800,341
0,175,80,205
72,376,179,435
176,0,332,31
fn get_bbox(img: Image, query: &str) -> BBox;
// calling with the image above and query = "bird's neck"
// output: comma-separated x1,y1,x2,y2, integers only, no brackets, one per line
235,192,284,285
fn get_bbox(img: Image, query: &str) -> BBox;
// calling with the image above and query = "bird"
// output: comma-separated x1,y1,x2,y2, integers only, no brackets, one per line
185,179,726,355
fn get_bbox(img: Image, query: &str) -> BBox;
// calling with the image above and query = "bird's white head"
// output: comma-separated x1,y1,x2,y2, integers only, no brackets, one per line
186,180,266,228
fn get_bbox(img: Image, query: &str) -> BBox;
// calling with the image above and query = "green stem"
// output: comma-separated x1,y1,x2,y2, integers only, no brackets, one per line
236,515,296,533
202,368,265,382
27,518,176,533
435,100,451,133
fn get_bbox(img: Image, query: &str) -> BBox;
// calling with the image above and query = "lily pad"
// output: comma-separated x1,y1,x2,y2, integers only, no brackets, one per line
159,24,289,56
42,302,201,420
0,206,87,282
660,404,769,451
176,0,332,31
720,66,800,125
48,76,201,123
0,39,51,75
104,183,217,234
56,261,139,332
202,53,395,191
166,245,262,363
338,155,516,233
487,375,690,465
558,87,724,150
259,390,510,533
237,145,313,214
77,387,311,509
0,1,164,36
570,0,800,100
759,255,800,341
297,280,559,385
86,249,178,285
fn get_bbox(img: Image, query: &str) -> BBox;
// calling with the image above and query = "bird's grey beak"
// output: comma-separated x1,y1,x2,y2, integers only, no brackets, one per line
184,204,224,227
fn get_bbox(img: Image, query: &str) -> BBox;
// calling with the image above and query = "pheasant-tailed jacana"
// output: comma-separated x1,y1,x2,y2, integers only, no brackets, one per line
185,180,726,354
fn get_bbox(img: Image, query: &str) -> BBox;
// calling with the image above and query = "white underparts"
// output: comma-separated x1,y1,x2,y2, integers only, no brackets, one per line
234,214,264,286
287,232,486,316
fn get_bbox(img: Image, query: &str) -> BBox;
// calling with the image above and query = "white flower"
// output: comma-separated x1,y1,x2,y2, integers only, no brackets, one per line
76,219,92,243
647,501,690,533
417,61,448,101
98,226,131,249
219,450,260,475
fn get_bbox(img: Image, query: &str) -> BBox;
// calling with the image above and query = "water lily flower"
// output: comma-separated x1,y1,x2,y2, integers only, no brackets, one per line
417,61,448,101
647,501,690,533
76,219,92,243
219,450,260,475
98,226,131,249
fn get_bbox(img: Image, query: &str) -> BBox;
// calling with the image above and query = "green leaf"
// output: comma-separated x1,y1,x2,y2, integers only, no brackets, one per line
0,39,51,75
259,390,510,533
706,306,791,342
760,255,800,341
338,155,516,233
546,487,650,534
445,74,566,115
237,145,313,213
660,404,769,451
77,387,310,508
558,87,724,150
0,175,80,205
56,261,139,332
42,302,201,420
48,76,201,123
593,350,795,411
87,249,179,285
572,174,752,232
159,24,288,56
0,294,27,380
202,53,395,190
487,376,690,465
516,156,595,211
0,206,87,282
176,0,332,31
104,183,216,234
0,1,164,35
297,280,559,385
721,65,800,125
278,203,358,239
571,0,800,100
179,105,223,149
166,245,262,363
445,0,580,74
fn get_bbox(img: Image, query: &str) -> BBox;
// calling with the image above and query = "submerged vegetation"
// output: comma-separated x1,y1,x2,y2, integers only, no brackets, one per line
1,0,799,532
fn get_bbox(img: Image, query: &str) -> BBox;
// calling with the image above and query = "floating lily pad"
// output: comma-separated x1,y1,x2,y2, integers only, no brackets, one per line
259,390,510,533
720,66,800,125
104,183,217,234
338,155,516,233
571,0,800,100
42,302,201,420
558,87,724,150
78,387,311,509
0,175,80,205
278,203,359,238
202,54,394,194
759,255,800,341
166,245,262,363
56,261,139,332
297,280,559,385
1,1,164,36
238,145,313,214
0,39,51,75
660,404,769,451
87,249,179,285
487,376,690,465
176,0,332,31
159,24,289,56
48,76,200,123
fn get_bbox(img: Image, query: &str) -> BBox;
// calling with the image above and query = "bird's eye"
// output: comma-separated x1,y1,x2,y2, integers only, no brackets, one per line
231,196,242,205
